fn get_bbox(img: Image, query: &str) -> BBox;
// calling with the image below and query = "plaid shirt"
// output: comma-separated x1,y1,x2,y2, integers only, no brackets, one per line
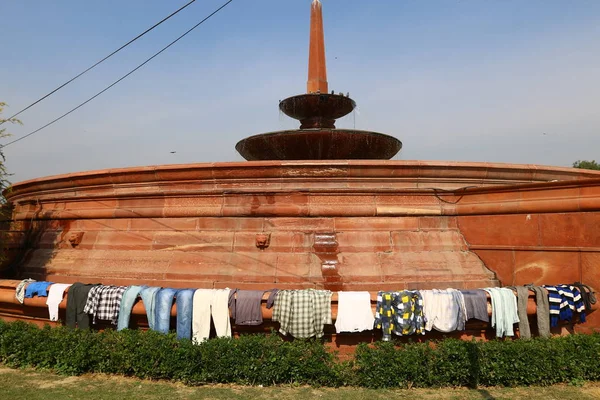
272,289,332,338
83,285,127,324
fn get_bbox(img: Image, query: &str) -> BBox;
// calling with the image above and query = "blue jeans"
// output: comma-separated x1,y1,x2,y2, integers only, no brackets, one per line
117,285,146,331
154,288,177,334
175,289,195,340
154,288,195,339
140,286,161,330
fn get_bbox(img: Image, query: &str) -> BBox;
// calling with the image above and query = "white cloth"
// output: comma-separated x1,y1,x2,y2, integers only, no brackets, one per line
421,289,467,332
335,291,375,333
484,287,520,338
192,289,231,343
45,283,72,321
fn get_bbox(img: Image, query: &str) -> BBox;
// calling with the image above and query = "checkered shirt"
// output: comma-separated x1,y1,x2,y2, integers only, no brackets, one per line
272,289,332,338
392,290,426,336
83,285,127,324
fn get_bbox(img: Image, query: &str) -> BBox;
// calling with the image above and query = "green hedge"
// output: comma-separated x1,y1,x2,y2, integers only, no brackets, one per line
1,319,600,388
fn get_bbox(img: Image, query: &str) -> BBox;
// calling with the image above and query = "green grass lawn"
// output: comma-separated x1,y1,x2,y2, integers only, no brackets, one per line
1,366,600,400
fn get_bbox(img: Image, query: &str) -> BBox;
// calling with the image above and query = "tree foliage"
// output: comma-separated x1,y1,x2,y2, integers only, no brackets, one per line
572,160,600,171
0,102,22,196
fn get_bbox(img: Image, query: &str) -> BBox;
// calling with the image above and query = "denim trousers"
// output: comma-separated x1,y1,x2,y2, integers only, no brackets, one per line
175,289,195,340
140,286,161,330
154,288,195,340
117,285,145,331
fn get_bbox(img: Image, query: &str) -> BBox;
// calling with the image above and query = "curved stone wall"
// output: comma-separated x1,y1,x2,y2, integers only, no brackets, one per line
4,160,600,332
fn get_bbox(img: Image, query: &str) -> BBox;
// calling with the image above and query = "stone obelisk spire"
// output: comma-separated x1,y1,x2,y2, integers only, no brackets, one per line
307,0,328,94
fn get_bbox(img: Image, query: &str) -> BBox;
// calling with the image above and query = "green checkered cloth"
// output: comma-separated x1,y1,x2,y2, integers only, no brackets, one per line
273,289,332,338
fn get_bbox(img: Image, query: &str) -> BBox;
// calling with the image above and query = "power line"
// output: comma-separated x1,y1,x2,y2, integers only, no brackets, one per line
0,0,197,126
2,0,234,148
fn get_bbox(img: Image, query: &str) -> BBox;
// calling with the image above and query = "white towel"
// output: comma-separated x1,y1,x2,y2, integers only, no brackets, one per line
335,291,375,333
46,283,72,321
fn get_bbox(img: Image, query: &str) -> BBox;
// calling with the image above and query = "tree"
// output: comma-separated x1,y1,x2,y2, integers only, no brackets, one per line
573,160,600,171
0,102,21,268
0,102,22,197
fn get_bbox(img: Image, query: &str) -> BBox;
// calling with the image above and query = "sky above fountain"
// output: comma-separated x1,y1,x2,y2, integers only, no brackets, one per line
2,0,600,182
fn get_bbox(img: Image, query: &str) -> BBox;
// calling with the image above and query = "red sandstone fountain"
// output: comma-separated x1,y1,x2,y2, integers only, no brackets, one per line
2,1,600,343
236,0,402,161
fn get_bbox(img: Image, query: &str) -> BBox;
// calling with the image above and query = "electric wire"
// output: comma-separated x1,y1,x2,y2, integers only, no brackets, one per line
0,0,197,126
2,0,233,148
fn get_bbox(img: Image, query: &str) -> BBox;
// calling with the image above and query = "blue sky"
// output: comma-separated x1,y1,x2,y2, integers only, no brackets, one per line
2,0,600,182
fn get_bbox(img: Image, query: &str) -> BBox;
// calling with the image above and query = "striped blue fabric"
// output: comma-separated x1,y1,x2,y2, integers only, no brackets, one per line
543,285,586,327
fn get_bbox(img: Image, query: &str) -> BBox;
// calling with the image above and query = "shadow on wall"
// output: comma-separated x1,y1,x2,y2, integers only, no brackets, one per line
0,203,57,280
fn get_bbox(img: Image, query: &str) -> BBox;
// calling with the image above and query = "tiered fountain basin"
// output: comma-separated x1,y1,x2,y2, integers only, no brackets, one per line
4,160,600,335
236,129,402,160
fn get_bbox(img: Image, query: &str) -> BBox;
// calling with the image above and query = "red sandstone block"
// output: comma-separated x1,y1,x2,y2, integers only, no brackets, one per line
129,218,197,231
154,167,214,181
309,195,377,217
117,198,165,209
109,169,157,185
276,253,323,282
419,217,458,230
334,217,419,231
265,217,334,232
513,251,581,285
391,231,467,252
280,180,349,190
198,217,264,231
581,253,600,293
338,253,383,280
74,219,130,231
59,209,116,219
164,261,236,282
215,164,284,180
274,262,314,283
376,194,440,206
471,250,514,286
458,214,540,247
540,213,600,248
222,193,309,217
346,181,418,190
75,187,117,199
168,251,233,265
280,164,348,178
38,231,62,249
216,181,283,191
522,187,580,201
113,208,165,219
93,231,154,250
214,282,317,290
76,231,100,249
336,231,391,252
152,231,233,251
67,200,118,210
230,232,313,253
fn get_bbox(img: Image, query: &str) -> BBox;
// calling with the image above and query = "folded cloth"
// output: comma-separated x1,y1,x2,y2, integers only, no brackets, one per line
526,285,551,338
336,291,375,333
484,287,519,338
15,279,36,304
46,283,72,321
25,281,54,298
229,290,266,326
460,289,489,323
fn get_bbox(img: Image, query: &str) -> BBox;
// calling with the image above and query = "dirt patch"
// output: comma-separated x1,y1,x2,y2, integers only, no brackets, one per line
36,376,80,389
